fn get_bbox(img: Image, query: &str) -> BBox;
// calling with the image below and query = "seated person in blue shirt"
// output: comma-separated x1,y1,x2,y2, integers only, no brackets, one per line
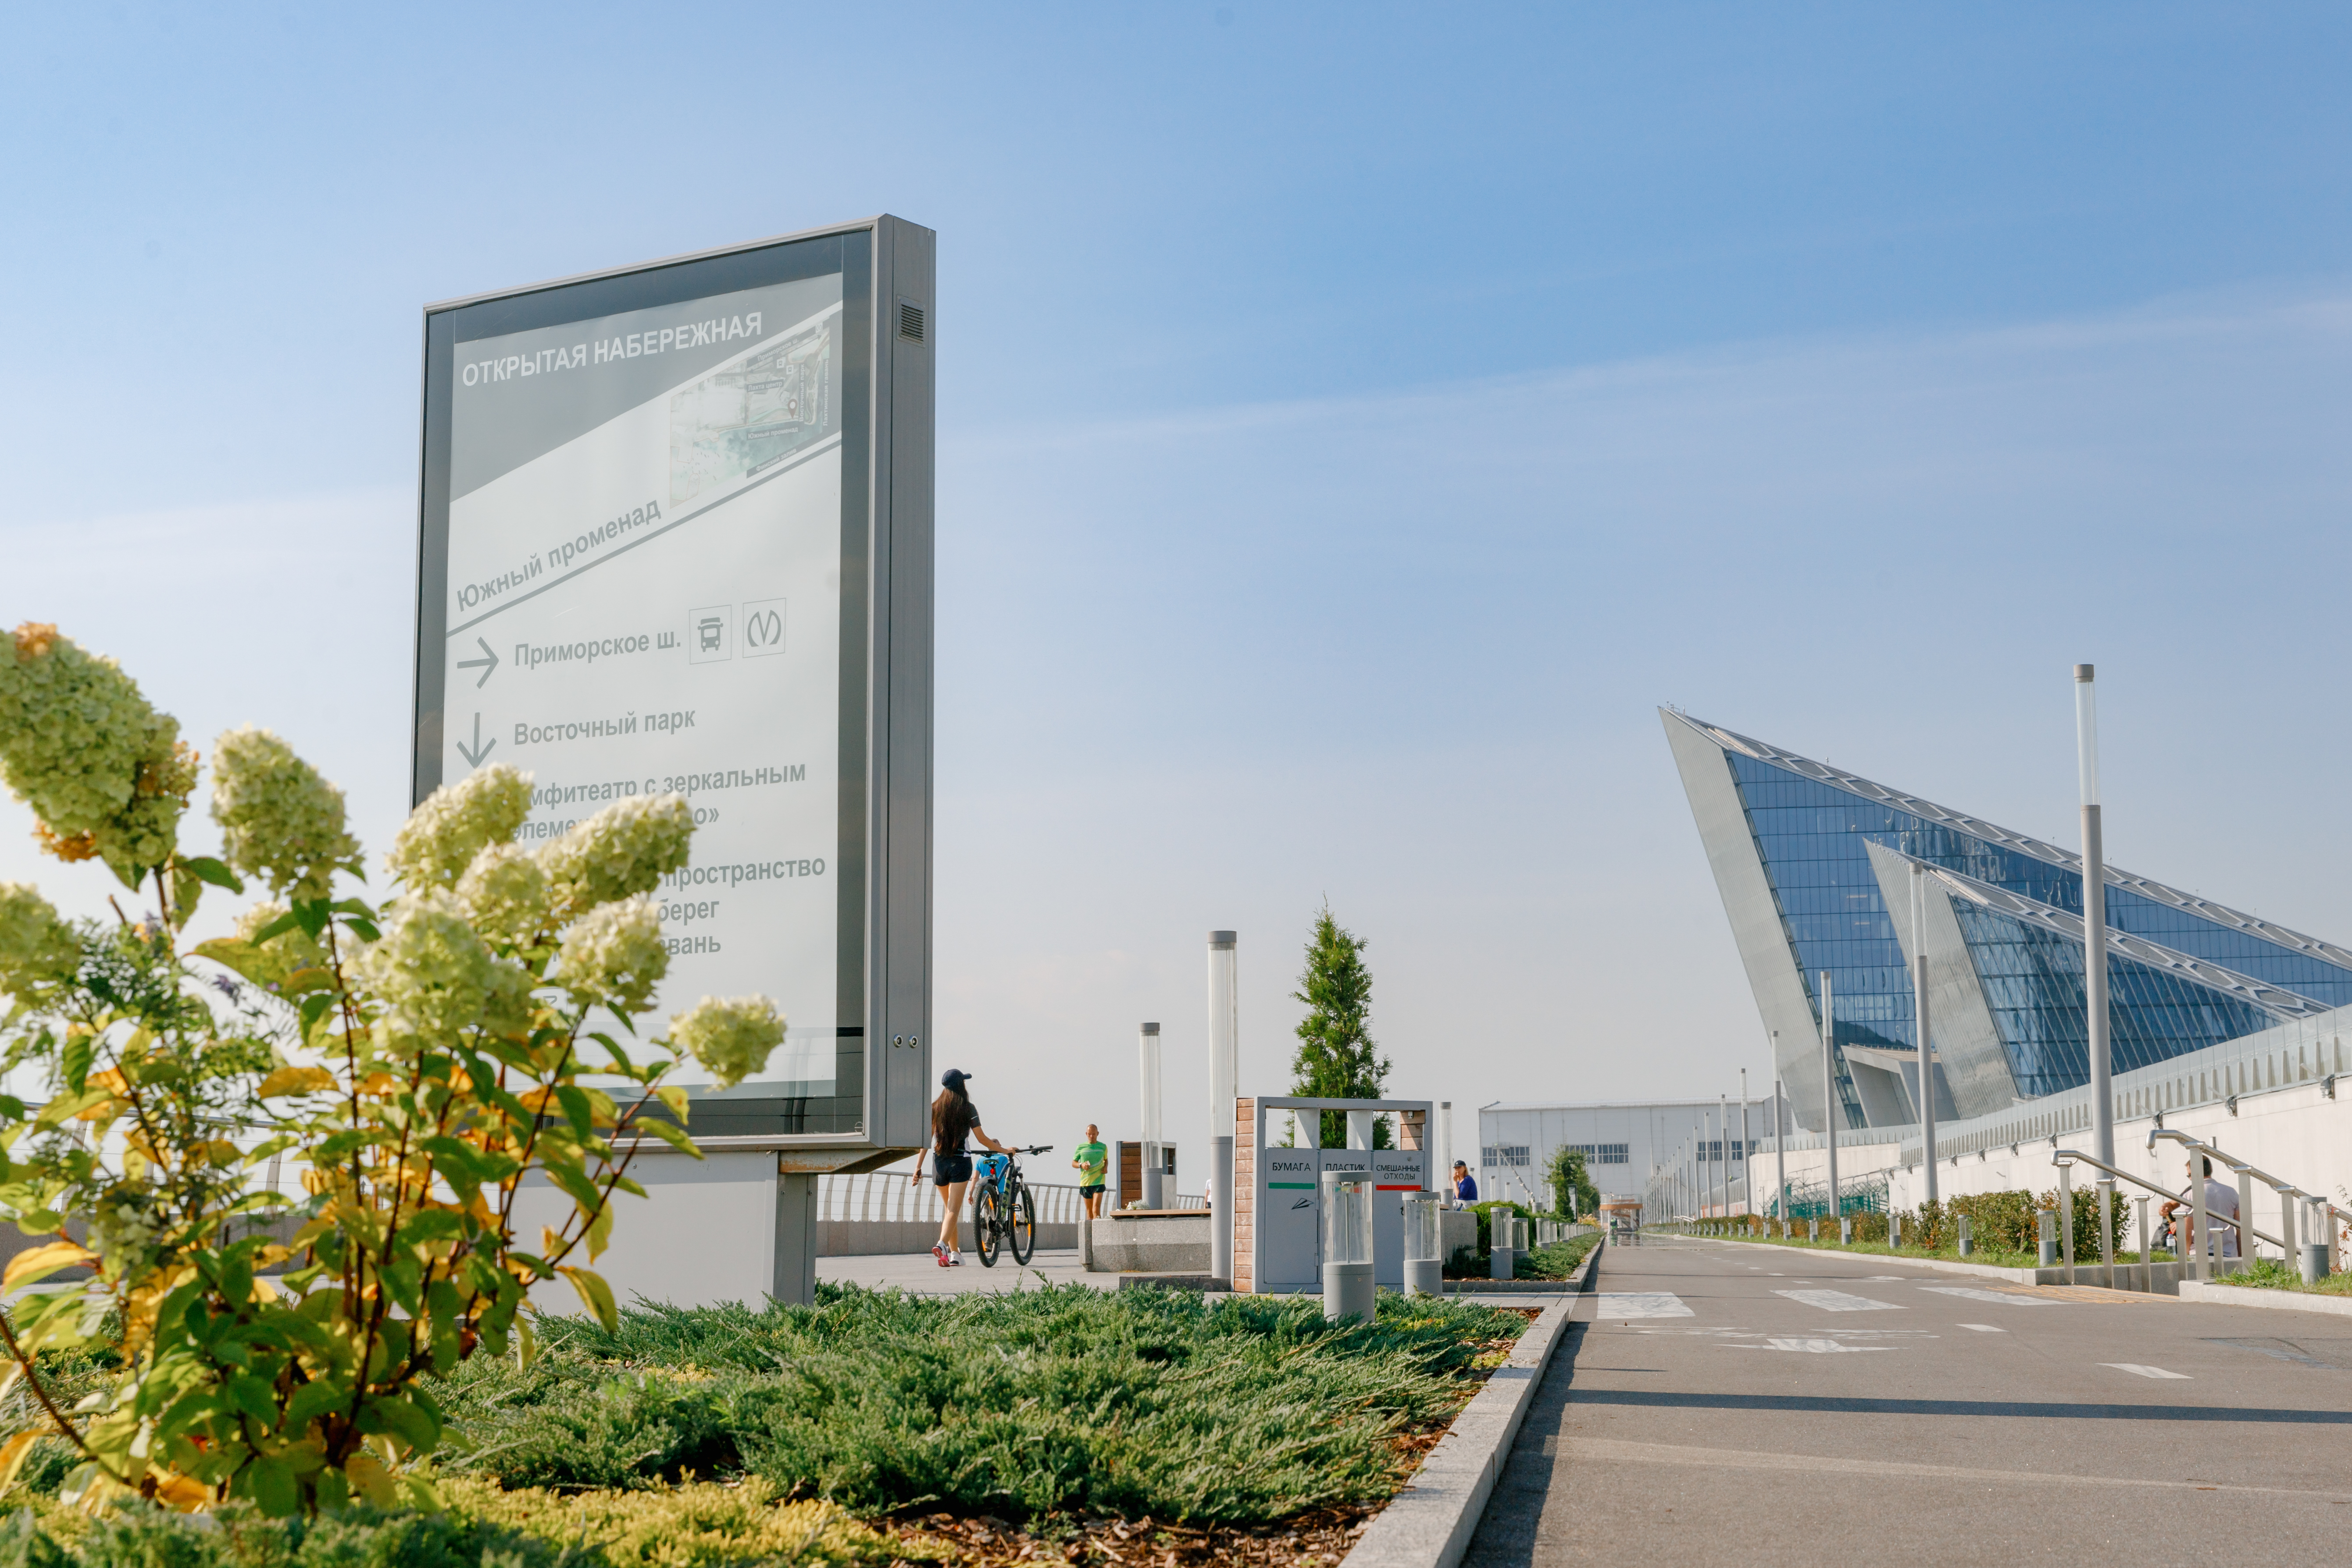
1452,1161,1478,1202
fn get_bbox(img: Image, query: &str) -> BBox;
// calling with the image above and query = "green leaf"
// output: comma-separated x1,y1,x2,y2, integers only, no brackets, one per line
277,968,337,998
633,1117,703,1160
553,1084,594,1138
283,1379,347,1432
585,1189,615,1261
340,917,380,943
239,1453,300,1517
60,1034,93,1097
225,1373,277,1424
557,1265,618,1330
182,856,245,893
247,911,303,944
356,1393,438,1456
541,1159,601,1217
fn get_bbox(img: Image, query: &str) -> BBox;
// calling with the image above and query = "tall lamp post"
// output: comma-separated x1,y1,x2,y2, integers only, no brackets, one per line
1774,1074,1787,1225
2076,665,2113,1170
1717,1094,1729,1220
1820,970,1840,1228
1207,931,1238,1288
1913,864,1938,1207
1738,1069,1751,1220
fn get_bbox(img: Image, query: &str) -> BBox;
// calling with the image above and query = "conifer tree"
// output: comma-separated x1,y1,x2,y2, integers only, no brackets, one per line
1289,905,1391,1148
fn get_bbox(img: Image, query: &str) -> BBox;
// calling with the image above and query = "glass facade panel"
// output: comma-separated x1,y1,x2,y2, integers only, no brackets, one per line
1724,748,2345,1108
1952,900,2278,1097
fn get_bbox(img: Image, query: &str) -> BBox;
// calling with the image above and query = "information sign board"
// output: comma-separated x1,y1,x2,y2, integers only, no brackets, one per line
412,217,934,1160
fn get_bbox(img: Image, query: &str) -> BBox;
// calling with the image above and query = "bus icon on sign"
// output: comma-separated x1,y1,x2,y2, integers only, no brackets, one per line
687,604,733,664
742,598,786,659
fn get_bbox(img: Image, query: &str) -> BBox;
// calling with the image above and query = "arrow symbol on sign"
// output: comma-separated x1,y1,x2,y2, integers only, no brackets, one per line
456,636,500,688
455,712,496,769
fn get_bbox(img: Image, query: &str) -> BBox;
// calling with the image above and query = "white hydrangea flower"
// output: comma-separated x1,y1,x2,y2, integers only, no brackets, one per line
0,882,79,1000
457,842,552,947
668,994,784,1091
537,793,694,921
387,764,535,890
229,899,332,986
353,889,518,1052
210,726,360,901
0,624,195,879
555,895,668,1014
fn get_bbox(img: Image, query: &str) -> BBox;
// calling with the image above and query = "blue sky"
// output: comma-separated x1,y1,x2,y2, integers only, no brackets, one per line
5,4,2351,1177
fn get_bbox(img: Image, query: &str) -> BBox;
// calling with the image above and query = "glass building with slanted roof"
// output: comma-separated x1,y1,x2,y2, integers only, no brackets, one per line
1663,709,2352,1134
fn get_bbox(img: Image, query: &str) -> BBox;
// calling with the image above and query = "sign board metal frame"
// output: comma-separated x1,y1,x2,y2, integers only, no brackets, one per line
410,215,935,1170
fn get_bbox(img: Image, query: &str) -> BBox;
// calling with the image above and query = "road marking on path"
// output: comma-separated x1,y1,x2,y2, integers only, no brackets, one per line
1921,1286,2059,1307
2103,1363,2191,1379
1594,1292,1692,1319
1542,1438,2350,1500
1957,1323,2006,1332
1724,1337,1896,1353
1774,1289,1906,1312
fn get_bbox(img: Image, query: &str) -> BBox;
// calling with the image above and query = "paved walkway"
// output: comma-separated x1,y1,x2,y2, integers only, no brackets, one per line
819,1247,1097,1294
1463,1235,2352,1565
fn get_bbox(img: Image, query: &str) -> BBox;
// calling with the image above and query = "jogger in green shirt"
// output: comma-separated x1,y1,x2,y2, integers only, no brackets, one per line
1073,1124,1109,1219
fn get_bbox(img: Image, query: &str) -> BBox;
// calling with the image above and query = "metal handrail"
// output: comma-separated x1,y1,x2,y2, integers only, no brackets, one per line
2055,1148,2282,1252
2148,1127,2352,1231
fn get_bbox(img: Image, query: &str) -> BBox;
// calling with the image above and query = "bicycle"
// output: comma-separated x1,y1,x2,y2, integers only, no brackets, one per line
971,1144,1052,1267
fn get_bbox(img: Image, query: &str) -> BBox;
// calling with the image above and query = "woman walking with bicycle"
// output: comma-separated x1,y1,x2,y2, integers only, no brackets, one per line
917,1068,1014,1267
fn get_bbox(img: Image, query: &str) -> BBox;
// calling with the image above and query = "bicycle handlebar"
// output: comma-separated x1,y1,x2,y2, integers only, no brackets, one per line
1022,1144,1053,1154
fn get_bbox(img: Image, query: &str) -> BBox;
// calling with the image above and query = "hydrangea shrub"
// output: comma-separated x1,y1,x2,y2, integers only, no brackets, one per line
0,625,784,1518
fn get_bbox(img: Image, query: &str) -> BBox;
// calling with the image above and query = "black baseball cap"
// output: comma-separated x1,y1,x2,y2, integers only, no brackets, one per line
941,1069,973,1089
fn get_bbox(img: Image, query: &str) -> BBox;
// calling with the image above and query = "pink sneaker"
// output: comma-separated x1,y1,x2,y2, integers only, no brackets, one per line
933,1243,952,1268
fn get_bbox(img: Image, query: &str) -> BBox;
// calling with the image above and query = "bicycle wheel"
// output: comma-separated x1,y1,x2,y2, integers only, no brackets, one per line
1010,1184,1038,1265
974,1186,1003,1267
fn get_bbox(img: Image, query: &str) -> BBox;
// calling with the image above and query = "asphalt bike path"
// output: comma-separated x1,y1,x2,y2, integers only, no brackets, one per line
1462,1234,2352,1565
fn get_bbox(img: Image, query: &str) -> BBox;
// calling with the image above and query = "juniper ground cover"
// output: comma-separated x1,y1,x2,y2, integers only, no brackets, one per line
0,1285,1524,1564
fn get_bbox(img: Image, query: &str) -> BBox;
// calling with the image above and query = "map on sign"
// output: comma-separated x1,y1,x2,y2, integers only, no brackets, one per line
439,272,846,1091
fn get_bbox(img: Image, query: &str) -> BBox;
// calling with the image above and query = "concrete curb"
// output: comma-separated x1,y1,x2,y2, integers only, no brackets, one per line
1338,1239,1599,1568
2177,1280,2352,1318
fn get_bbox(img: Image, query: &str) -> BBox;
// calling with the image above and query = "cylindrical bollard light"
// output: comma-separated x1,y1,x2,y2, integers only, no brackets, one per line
2135,1194,2152,1291
1958,1213,1974,1257
2038,1210,2057,1269
1207,932,1238,1289
1139,1022,1164,1211
1403,1193,1443,1297
1890,1213,1902,1250
2097,1177,2116,1289
1324,1171,1375,1323
2058,1164,2076,1284
1809,1218,1818,1241
1838,1216,1852,1246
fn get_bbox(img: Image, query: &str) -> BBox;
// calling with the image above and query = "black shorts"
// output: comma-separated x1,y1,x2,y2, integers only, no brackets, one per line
1080,1183,1105,1198
933,1154,974,1186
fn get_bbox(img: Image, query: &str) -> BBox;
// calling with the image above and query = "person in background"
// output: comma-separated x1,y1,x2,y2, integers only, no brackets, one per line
2159,1153,2241,1261
1073,1124,1109,1219
914,1068,1013,1267
1452,1160,1478,1203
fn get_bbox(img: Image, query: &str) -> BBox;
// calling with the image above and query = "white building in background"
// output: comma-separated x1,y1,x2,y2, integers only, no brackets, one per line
1479,1093,1789,1214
